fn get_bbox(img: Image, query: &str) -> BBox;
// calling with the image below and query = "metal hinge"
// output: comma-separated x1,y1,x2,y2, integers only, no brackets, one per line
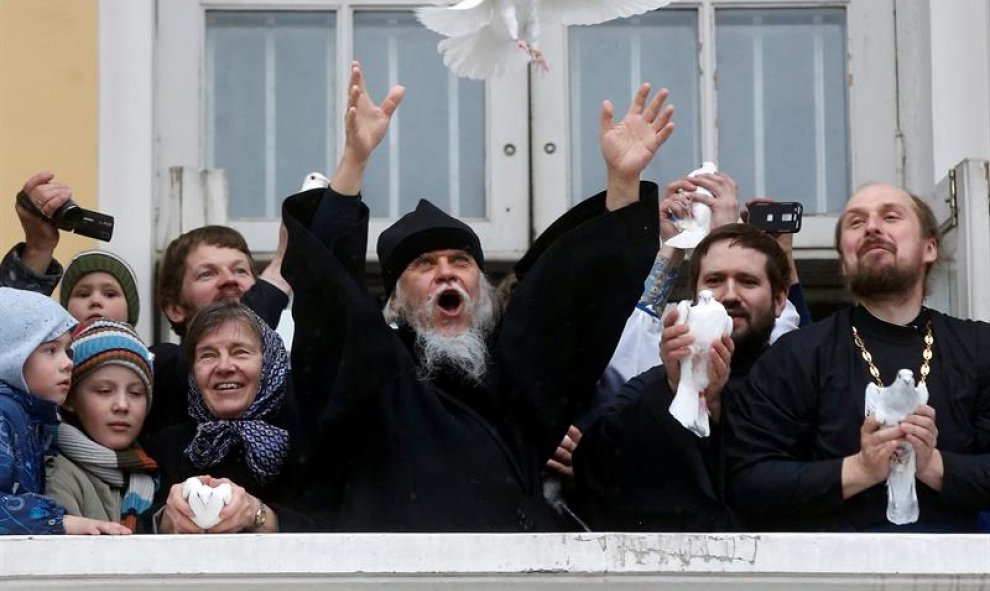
939,167,958,235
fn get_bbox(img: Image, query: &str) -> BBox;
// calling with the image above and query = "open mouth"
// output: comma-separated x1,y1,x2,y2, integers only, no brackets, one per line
436,289,464,315
212,382,245,394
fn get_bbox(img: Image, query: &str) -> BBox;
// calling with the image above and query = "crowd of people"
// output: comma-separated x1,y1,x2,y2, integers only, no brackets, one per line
1,61,987,535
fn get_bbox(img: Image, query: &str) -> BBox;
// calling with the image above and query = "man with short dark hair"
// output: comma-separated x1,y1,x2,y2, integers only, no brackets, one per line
282,62,673,531
572,223,791,531
727,183,990,532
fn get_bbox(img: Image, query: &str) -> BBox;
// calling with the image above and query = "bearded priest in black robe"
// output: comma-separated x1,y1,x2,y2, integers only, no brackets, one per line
281,62,674,531
727,183,990,532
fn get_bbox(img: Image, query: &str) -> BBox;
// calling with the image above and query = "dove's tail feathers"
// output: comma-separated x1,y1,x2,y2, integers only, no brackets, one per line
438,28,530,80
416,0,493,37
665,229,707,250
541,0,674,26
886,444,920,525
669,377,711,438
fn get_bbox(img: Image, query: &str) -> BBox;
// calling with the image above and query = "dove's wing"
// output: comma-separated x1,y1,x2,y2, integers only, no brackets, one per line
540,0,673,26
438,24,530,79
416,0,494,37
675,299,691,326
916,382,929,406
865,382,880,417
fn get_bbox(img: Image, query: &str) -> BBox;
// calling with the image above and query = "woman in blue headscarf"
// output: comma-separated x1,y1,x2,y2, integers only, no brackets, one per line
149,301,304,533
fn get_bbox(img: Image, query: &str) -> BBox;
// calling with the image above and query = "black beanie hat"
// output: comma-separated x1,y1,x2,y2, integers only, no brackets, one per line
377,199,484,298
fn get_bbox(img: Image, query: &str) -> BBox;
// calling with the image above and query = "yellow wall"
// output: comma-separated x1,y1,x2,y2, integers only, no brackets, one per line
0,0,98,274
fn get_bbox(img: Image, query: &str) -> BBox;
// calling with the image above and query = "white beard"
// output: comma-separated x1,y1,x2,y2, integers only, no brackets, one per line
384,275,496,386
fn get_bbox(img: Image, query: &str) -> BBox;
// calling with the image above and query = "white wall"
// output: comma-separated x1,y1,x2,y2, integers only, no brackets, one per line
1,533,989,588
928,0,990,182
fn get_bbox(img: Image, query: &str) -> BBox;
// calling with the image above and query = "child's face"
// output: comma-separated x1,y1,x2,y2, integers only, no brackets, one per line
65,365,148,450
23,333,74,404
192,319,263,419
66,272,129,324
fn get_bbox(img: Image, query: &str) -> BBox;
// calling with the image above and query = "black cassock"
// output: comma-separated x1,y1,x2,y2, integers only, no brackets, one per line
727,305,990,532
572,345,767,532
281,183,659,532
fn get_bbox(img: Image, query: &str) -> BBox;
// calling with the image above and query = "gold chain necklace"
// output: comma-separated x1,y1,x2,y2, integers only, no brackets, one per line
851,320,933,387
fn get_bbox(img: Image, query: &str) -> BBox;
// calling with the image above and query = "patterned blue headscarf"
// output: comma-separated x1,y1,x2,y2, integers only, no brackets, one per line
183,310,290,484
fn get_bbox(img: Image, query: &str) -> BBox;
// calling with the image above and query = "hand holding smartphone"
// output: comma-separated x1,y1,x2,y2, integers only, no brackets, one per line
746,201,803,234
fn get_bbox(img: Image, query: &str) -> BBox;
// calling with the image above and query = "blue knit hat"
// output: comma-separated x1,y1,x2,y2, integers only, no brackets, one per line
0,287,78,393
70,318,154,407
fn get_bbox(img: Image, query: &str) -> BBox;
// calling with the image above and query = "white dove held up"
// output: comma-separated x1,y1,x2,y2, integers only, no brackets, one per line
864,368,929,525
300,171,330,192
416,0,674,80
667,289,733,438
665,161,718,250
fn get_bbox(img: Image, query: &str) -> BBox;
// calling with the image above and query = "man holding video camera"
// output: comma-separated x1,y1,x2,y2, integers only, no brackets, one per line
1,171,72,294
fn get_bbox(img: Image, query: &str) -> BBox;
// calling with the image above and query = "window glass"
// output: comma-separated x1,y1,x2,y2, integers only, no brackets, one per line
568,10,700,204
717,8,849,213
355,11,486,219
206,11,336,219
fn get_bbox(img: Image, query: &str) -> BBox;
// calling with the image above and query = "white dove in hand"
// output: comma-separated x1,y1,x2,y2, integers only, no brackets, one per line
416,0,673,80
865,369,928,525
668,290,733,438
665,161,717,250
300,171,330,192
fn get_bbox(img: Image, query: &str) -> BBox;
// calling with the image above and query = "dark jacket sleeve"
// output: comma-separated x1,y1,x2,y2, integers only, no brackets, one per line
241,279,290,330
496,182,660,463
0,243,63,296
724,328,846,519
937,319,990,508
281,186,403,427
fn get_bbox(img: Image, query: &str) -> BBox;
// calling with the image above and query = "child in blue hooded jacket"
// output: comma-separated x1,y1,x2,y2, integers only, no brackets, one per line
0,287,130,535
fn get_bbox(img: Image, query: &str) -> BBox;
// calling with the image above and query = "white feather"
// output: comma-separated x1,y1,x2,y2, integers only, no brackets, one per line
667,290,733,438
865,369,927,525
540,0,673,25
439,23,530,80
416,0,494,38
420,0,671,79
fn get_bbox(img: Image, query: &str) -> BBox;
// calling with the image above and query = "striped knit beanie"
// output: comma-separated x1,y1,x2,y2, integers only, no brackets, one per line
60,250,140,326
70,319,154,407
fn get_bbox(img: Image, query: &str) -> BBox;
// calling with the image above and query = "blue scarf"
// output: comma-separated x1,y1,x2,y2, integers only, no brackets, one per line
183,316,290,485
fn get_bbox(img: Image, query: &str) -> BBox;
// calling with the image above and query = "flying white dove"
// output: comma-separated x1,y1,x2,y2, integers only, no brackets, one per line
416,0,674,80
865,369,929,525
668,289,733,438
300,171,330,191
665,161,718,250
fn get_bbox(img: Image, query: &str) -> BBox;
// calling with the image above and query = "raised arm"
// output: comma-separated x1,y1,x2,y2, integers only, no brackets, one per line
599,82,674,211
330,61,405,197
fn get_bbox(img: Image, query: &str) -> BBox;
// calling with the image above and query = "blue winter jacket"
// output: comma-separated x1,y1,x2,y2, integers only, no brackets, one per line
0,381,65,534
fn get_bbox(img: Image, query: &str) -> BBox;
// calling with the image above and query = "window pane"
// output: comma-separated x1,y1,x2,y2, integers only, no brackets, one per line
206,11,335,220
569,9,700,205
716,8,849,213
355,11,486,219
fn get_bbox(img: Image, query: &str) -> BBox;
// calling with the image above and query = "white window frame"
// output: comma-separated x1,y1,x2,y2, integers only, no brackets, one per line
531,0,896,255
156,0,530,261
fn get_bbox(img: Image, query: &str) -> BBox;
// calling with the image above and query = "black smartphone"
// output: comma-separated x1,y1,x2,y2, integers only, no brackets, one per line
747,201,803,234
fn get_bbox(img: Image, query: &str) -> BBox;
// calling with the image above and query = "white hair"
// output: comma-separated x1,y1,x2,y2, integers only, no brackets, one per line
383,275,496,385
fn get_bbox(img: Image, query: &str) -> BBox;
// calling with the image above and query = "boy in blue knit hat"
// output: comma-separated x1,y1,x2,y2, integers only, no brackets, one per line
0,287,130,535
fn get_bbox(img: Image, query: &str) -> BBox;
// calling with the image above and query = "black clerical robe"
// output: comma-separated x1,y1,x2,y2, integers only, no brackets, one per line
573,346,766,532
727,305,990,531
281,184,659,532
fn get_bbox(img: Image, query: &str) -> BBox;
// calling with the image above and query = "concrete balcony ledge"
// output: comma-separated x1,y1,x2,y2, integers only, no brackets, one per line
2,533,989,588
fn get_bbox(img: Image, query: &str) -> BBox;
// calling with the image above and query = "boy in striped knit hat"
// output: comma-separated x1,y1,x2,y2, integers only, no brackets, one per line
46,318,159,532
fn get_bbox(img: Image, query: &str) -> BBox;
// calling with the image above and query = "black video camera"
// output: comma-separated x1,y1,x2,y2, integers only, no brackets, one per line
16,190,114,242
